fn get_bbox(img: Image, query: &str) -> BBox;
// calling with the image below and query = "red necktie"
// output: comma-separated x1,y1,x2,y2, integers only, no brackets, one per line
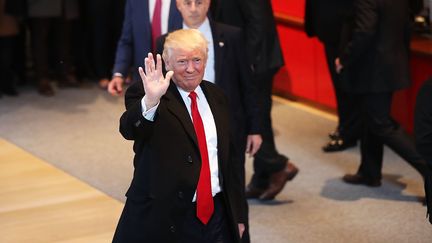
151,0,162,52
189,91,214,225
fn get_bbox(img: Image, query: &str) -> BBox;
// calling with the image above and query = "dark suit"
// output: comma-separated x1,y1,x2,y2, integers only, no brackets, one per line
113,80,244,242
112,0,182,82
211,0,288,191
340,0,428,180
415,78,432,167
414,77,432,223
156,20,261,241
304,0,361,143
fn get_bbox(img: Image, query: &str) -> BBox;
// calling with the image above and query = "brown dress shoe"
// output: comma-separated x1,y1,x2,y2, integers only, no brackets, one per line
245,184,266,199
259,161,299,200
38,80,55,96
342,174,381,187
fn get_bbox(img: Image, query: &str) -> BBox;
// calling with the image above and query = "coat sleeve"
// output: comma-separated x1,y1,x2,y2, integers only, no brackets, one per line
304,0,316,37
113,0,134,76
119,81,155,141
340,0,378,66
232,28,261,134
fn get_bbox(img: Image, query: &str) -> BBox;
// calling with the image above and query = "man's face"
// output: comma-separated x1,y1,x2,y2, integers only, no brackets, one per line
176,0,210,28
165,48,207,92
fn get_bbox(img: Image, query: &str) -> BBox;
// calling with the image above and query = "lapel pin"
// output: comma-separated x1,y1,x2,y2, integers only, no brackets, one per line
219,42,224,47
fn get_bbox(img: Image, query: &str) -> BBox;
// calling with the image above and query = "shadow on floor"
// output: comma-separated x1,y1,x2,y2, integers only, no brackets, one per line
320,173,424,204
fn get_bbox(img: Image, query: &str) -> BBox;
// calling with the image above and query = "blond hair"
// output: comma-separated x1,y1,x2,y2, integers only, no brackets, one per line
162,29,208,62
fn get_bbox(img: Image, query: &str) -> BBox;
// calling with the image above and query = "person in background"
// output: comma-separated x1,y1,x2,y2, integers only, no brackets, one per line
27,0,80,96
336,0,429,191
107,0,182,95
210,0,299,202
304,0,362,152
0,0,23,97
156,0,262,241
82,0,126,89
113,29,245,242
414,77,432,224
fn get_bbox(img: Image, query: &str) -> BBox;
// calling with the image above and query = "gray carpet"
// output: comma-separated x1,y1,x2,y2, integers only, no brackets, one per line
1,84,431,242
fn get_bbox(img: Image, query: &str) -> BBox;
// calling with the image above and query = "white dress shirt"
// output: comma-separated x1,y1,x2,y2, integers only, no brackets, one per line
149,0,171,34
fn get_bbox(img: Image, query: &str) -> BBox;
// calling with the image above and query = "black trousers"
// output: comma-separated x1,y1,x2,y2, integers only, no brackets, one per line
182,193,235,243
250,69,288,189
29,17,73,82
83,0,125,80
357,92,428,179
324,42,361,142
0,36,17,91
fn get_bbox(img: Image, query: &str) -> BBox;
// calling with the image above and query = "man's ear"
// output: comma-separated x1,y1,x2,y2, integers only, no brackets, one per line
164,58,172,71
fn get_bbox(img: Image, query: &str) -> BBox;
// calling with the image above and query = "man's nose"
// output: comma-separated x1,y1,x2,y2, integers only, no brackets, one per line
190,2,196,11
186,61,195,73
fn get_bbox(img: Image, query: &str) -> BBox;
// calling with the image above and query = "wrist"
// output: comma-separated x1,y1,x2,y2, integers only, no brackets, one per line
144,95,159,109
112,72,124,80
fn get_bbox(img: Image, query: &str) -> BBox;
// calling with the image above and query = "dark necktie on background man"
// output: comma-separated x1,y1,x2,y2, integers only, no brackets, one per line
189,91,214,225
151,0,162,52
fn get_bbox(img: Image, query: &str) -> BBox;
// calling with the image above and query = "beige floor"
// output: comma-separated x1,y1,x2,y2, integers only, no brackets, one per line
0,139,123,243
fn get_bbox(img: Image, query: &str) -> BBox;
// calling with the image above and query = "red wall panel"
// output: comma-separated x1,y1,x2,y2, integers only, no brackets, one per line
272,0,305,17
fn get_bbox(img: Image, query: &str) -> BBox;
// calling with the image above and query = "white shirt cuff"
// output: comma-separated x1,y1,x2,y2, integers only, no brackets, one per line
141,96,159,121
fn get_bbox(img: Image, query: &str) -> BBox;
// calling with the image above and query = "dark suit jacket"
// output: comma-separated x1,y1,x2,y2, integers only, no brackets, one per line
304,0,353,45
112,0,182,81
415,78,432,167
339,0,411,93
414,78,432,224
210,0,284,74
113,80,244,243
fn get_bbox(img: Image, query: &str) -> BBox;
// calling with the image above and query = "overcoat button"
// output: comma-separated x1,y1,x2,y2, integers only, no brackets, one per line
187,155,193,164
169,225,176,233
178,191,184,199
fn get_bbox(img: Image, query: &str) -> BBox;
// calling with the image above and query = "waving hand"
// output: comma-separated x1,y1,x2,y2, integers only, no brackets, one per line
138,53,174,108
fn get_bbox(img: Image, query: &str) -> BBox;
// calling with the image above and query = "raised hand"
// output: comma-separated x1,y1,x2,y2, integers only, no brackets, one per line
138,53,174,108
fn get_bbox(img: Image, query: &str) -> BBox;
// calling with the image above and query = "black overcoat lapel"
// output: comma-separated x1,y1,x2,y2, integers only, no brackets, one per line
164,82,199,149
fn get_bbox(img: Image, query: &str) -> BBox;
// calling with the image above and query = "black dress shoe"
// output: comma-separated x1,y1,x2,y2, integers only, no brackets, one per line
245,184,266,199
328,130,340,140
38,80,55,96
259,161,299,200
342,174,381,187
322,138,356,152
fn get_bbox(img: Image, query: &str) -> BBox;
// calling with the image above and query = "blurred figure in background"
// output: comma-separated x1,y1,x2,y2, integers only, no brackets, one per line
304,0,362,152
0,0,25,97
27,0,80,96
336,0,430,190
107,0,182,95
414,77,432,223
82,0,126,89
210,0,299,203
